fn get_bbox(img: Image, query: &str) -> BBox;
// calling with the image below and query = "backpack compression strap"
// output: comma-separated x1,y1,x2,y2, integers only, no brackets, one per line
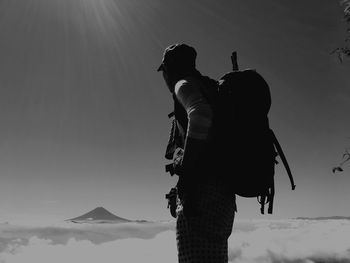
258,130,294,215
270,129,296,191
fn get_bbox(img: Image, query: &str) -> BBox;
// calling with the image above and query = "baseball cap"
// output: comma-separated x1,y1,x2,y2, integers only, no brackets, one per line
157,43,197,72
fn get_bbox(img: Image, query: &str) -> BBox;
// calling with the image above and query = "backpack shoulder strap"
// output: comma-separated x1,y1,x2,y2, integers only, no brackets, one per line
165,111,176,161
270,129,296,190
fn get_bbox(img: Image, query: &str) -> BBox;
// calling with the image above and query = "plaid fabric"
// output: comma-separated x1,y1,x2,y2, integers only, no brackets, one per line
176,179,236,263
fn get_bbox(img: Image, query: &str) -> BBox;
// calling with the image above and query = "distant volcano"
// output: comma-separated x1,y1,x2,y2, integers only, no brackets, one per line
66,207,132,224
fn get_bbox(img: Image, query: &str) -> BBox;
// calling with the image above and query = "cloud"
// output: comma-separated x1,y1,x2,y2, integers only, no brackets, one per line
0,219,349,263
0,231,178,263
228,219,350,263
0,221,175,247
0,221,177,263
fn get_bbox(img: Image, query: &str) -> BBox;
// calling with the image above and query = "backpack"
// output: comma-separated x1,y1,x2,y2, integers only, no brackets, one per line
165,52,295,215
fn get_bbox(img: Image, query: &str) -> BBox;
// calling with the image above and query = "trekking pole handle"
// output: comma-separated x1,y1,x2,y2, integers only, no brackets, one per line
231,51,239,71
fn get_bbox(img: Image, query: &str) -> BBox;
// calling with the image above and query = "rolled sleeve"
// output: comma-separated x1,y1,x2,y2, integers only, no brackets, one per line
175,79,213,140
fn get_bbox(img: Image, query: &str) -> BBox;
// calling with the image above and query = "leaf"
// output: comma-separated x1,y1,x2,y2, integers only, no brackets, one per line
342,152,350,159
332,166,344,173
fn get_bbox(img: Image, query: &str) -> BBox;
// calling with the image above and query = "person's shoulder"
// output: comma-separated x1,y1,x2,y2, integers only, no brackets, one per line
174,77,200,97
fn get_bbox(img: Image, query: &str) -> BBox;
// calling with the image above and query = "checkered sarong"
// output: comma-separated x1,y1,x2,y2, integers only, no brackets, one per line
176,179,236,263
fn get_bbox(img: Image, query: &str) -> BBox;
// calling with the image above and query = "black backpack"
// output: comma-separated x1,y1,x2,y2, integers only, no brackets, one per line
165,53,295,215
218,77,295,213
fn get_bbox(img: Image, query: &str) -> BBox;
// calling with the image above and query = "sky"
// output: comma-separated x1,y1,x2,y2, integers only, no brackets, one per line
0,0,349,222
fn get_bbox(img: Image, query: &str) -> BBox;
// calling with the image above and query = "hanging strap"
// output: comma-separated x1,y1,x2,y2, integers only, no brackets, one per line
270,129,296,191
259,195,266,214
258,182,275,214
267,180,275,214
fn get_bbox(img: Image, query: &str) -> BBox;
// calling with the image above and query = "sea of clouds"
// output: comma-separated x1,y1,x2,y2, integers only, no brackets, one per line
0,219,349,263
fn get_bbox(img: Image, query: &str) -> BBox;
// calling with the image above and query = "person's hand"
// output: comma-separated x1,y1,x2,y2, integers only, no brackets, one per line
173,148,184,175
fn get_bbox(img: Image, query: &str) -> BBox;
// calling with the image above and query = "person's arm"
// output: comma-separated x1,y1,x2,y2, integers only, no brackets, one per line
174,78,213,188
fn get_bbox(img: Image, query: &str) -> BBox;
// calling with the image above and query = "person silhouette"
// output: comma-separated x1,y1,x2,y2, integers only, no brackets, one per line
158,43,236,263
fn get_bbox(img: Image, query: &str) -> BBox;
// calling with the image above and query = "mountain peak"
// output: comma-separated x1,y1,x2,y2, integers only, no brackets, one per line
66,207,131,223
91,206,110,213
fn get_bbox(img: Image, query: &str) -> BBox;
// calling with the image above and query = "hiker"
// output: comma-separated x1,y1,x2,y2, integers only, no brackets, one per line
158,43,236,263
